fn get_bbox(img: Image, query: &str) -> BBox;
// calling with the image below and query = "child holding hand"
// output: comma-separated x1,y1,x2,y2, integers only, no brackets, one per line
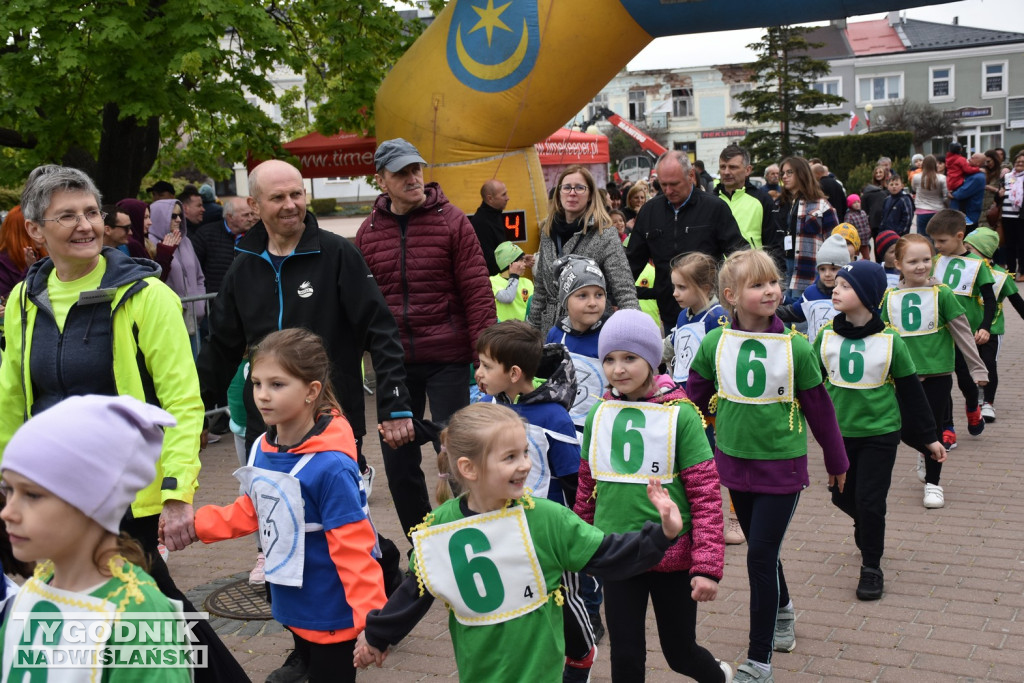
0,395,190,682
688,249,848,683
354,402,684,682
193,329,386,683
576,309,731,683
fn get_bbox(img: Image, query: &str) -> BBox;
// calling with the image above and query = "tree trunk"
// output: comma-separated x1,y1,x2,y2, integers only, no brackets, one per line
95,103,161,201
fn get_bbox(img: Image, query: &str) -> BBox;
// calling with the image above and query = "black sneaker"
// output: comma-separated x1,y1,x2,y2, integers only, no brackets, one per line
589,611,605,645
266,648,308,683
856,566,884,601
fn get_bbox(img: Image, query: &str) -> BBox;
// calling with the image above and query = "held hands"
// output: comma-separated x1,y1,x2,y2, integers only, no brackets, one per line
353,633,388,669
828,472,847,493
509,259,527,276
647,479,682,540
974,329,991,345
523,253,536,270
690,576,718,602
925,440,947,463
159,500,197,551
378,418,414,449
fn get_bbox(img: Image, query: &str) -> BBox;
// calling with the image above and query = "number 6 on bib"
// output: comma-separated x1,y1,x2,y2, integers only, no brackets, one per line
588,401,677,483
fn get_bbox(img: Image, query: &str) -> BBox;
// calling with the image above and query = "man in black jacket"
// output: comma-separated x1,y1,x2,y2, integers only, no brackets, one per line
626,151,748,331
813,163,847,222
197,160,415,461
470,179,511,276
191,196,256,295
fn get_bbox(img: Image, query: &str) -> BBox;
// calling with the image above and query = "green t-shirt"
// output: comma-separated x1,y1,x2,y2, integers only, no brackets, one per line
581,398,712,536
813,325,916,437
989,264,1017,336
930,252,994,332
411,496,603,683
0,562,191,682
880,284,965,375
691,325,823,459
490,274,534,322
46,258,107,332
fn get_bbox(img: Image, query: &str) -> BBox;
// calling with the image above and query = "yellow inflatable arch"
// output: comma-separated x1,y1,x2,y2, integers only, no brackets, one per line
376,0,943,254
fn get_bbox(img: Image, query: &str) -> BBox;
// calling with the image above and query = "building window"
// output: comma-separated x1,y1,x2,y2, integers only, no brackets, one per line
628,90,646,122
929,66,954,102
730,83,752,116
857,74,903,104
982,61,1008,98
809,78,842,109
672,88,693,118
979,125,1003,153
1009,96,1024,129
587,92,608,122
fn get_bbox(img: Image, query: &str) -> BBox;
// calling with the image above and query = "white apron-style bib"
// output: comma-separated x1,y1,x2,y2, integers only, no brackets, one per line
803,299,838,344
588,401,677,484
2,578,116,683
413,506,548,625
524,423,578,500
886,287,939,337
672,319,707,383
933,255,981,297
235,450,320,588
567,350,607,429
992,269,1009,298
818,330,893,389
885,271,900,289
716,329,794,404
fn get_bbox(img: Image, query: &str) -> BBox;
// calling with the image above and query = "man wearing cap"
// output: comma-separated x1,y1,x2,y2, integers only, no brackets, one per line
197,159,414,485
356,138,495,539
147,180,176,201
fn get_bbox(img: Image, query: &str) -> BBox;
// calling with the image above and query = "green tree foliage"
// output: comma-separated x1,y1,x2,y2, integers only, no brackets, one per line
814,131,914,185
733,25,845,164
0,0,425,201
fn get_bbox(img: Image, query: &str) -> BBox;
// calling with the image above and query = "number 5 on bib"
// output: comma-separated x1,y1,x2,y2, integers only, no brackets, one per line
588,401,677,483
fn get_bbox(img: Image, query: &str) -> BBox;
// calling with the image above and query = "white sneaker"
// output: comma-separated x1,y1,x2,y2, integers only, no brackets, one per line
923,484,944,509
980,402,996,423
157,543,169,562
361,465,375,500
719,659,734,683
916,453,926,483
249,552,266,585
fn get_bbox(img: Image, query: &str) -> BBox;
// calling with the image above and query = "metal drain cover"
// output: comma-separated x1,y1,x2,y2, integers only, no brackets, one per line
204,579,273,620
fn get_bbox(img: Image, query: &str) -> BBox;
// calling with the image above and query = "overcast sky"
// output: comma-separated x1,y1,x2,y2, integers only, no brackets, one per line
627,0,1024,70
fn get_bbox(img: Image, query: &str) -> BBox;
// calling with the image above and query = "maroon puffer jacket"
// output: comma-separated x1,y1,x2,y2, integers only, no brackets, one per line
356,184,496,364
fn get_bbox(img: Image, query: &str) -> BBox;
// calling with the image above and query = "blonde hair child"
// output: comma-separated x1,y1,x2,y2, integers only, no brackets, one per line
355,402,683,683
667,252,729,386
687,249,849,683
193,328,385,683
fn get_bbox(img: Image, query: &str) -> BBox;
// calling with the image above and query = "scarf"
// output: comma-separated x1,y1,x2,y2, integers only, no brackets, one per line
1008,169,1024,212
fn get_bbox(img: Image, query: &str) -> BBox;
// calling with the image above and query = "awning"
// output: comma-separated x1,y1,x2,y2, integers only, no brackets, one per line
250,132,378,178
534,128,610,166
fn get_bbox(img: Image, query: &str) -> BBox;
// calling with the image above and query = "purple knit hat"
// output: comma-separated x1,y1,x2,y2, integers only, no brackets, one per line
597,309,663,372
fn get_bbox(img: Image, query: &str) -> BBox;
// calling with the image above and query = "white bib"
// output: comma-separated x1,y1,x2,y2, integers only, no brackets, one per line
886,287,939,336
716,329,794,404
886,272,901,289
235,450,320,588
992,269,1009,297
933,255,981,296
672,321,707,382
588,401,676,483
523,423,578,500
413,506,548,625
567,351,606,428
803,299,838,344
819,330,893,389
2,578,117,683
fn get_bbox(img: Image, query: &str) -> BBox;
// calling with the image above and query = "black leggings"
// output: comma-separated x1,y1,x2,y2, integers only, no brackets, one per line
289,630,356,683
603,571,725,682
954,341,991,413
729,490,800,665
829,432,900,568
921,375,953,485
980,336,1000,405
1002,216,1024,276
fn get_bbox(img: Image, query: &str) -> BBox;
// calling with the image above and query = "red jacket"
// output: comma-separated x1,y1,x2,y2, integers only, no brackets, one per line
356,184,496,364
945,152,984,192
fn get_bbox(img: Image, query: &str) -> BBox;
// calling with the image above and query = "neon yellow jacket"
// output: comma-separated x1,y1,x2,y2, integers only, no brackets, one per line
0,251,202,518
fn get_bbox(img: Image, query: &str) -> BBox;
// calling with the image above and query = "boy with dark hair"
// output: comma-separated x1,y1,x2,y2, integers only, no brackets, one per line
879,175,914,236
926,209,997,438
474,320,601,679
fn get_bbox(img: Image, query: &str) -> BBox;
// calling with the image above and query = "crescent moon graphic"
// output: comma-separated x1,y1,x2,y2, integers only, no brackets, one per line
455,18,529,81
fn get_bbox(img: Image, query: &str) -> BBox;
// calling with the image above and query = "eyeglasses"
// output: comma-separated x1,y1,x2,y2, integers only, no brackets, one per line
781,170,795,177
114,223,133,231
560,184,589,194
39,210,107,229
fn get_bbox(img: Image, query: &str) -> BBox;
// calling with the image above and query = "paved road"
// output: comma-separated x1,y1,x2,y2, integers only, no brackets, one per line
172,311,1024,682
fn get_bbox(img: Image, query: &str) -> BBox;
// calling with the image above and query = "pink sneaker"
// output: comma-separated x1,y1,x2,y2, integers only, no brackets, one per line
249,552,266,585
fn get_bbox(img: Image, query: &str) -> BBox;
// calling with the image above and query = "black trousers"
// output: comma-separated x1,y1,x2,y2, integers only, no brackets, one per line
980,336,1000,404
1002,216,1024,275
290,630,355,683
380,362,470,540
921,375,953,485
121,514,250,682
603,571,725,683
953,339,991,413
830,432,900,568
561,570,595,660
729,489,800,665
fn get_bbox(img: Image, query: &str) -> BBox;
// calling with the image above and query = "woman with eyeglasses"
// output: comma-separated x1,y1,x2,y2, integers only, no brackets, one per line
150,198,206,356
527,165,638,333
116,197,176,280
622,182,648,230
0,164,249,682
778,156,839,298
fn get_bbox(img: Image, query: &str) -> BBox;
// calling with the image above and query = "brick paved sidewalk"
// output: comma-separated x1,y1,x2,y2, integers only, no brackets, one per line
171,313,1024,682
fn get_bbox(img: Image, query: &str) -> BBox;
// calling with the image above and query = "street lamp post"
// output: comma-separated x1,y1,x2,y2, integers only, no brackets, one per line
865,103,873,133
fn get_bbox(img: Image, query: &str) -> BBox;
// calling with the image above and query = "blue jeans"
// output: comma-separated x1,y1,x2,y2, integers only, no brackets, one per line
916,213,935,235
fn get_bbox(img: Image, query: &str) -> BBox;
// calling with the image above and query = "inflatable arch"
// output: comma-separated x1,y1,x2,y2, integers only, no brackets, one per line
376,0,943,253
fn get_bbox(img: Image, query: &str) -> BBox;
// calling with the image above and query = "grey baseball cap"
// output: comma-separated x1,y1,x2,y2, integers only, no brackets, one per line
374,138,427,173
